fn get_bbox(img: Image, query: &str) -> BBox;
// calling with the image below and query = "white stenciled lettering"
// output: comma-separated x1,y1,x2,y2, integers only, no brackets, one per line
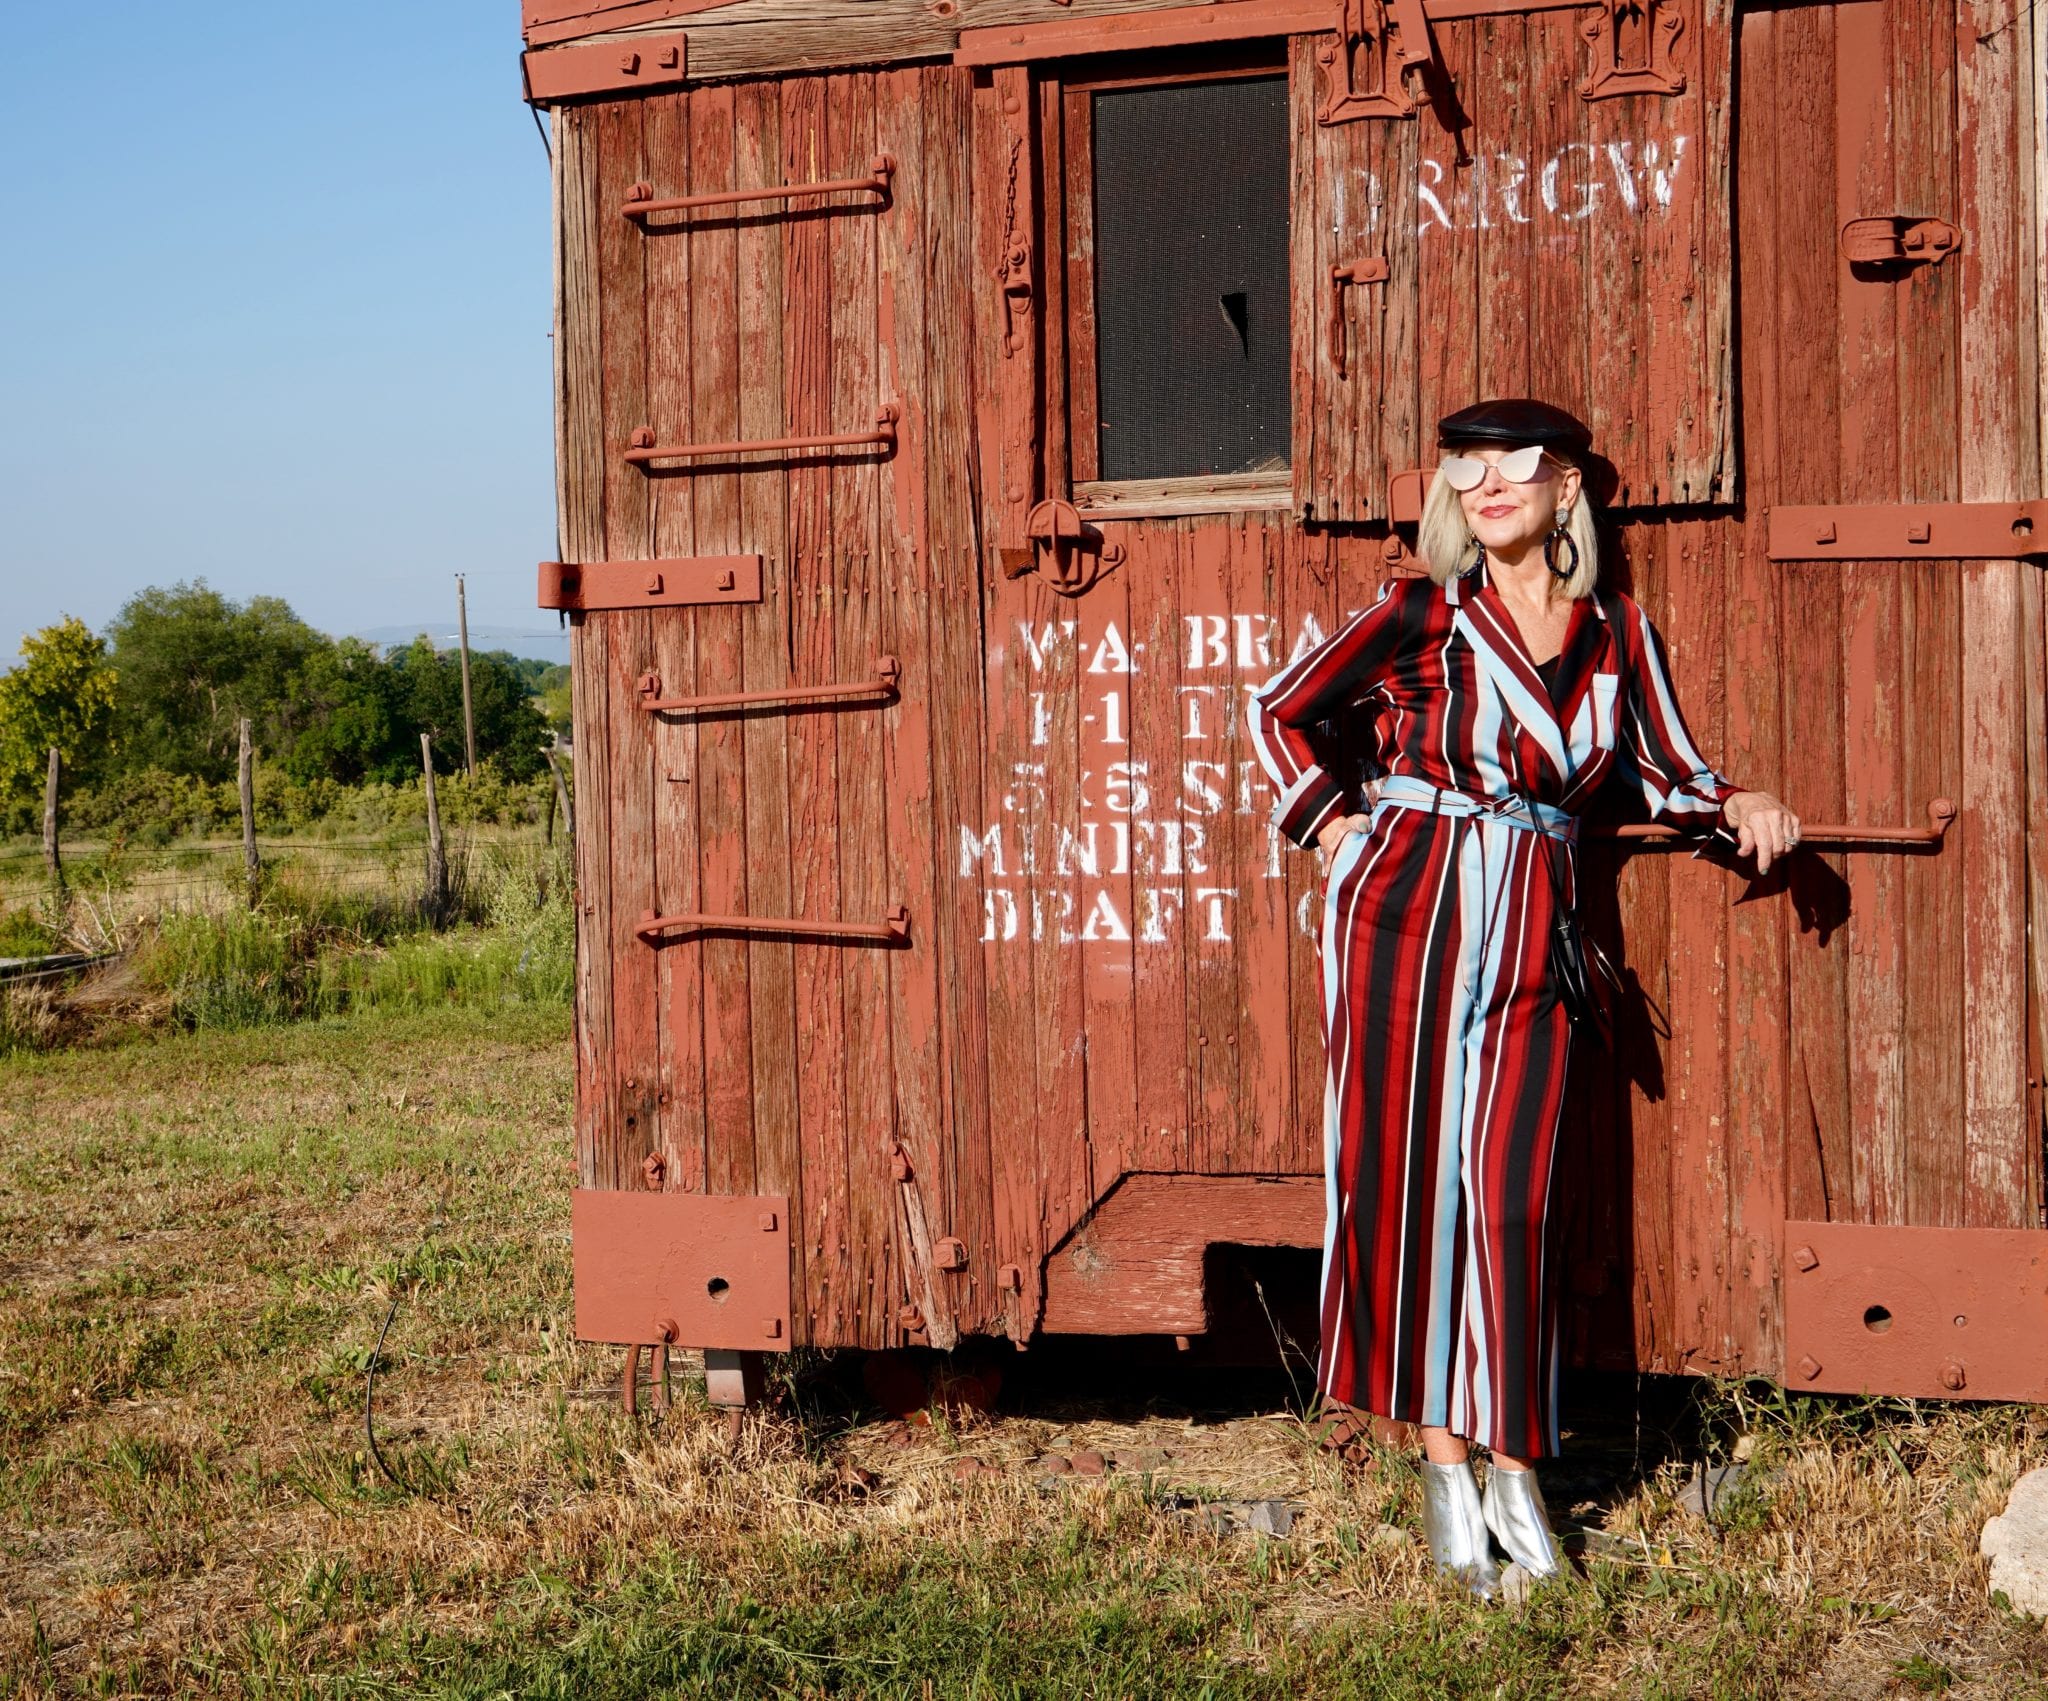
1078,890,1130,943
1104,760,1150,815
1019,621,1077,670
1182,760,1228,816
1087,622,1135,674
1185,615,1231,670
1418,156,1455,234
1178,684,1221,741
1139,886,1183,944
1031,691,1052,747
1099,688,1125,746
1605,142,1641,214
982,889,1019,942
960,822,1007,877
1542,142,1603,222
1194,888,1236,944
1646,135,1687,207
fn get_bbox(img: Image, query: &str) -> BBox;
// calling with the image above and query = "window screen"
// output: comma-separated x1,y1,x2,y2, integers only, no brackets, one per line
1091,75,1291,482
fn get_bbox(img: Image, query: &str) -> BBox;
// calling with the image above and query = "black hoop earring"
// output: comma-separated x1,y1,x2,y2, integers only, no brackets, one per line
1467,539,1486,576
1544,516,1579,583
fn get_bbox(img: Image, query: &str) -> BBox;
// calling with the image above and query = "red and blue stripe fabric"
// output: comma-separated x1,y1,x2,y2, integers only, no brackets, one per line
1247,559,1736,1458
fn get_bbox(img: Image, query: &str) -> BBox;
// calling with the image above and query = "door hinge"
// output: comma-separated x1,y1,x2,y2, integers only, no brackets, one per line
1767,502,2048,562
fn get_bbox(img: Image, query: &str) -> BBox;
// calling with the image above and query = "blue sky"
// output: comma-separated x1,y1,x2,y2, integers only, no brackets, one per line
1,4,559,660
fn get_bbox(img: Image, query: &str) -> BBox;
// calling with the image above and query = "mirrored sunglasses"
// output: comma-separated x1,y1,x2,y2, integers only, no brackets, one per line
1438,443,1551,490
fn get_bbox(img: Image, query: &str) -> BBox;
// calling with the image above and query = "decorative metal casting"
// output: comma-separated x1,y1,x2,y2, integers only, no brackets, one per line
1318,0,1433,122
1011,499,1124,597
1580,0,1686,101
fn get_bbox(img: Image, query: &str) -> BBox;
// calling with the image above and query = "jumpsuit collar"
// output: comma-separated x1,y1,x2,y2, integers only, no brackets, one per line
1447,556,1616,789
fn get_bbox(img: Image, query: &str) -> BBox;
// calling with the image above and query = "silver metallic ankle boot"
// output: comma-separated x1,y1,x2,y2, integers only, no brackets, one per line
1480,1464,1563,1582
1420,1460,1503,1599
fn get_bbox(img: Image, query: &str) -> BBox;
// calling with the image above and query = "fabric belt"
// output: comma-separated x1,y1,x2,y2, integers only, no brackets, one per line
1372,775,1579,844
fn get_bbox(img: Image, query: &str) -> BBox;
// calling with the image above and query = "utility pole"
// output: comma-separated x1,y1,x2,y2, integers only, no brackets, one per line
455,572,478,777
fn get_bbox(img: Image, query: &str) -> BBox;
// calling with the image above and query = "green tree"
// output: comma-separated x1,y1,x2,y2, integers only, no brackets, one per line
0,617,119,800
279,638,399,785
105,581,327,779
384,637,547,782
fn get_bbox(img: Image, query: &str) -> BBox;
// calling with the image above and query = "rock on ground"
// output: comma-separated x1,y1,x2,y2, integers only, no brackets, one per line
1980,1466,2048,1619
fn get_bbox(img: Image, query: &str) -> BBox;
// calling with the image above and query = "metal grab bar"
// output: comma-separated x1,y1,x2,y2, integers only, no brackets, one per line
1328,259,1389,380
622,155,894,220
1587,798,1957,849
625,405,897,466
636,906,911,944
636,656,899,714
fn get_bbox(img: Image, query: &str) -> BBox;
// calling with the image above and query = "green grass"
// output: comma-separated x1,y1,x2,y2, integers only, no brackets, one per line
4,1009,2047,1699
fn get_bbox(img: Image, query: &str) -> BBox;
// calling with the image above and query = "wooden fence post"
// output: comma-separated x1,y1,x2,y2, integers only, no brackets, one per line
43,746,63,892
421,732,449,925
544,739,575,848
237,718,260,907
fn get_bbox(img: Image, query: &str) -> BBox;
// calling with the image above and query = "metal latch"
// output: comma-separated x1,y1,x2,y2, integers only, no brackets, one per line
1840,216,1961,267
1318,0,1434,123
1328,259,1391,379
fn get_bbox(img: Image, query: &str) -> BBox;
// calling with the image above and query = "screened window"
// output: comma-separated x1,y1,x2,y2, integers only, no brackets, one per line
1086,74,1291,485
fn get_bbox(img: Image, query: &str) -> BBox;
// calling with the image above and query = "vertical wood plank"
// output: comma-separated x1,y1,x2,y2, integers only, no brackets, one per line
596,97,663,1197
874,65,957,1344
643,90,709,1201
920,65,1001,1339
687,84,758,1200
781,72,852,1342
557,106,618,1192
733,76,804,1298
1956,0,2033,1227
827,70,896,1348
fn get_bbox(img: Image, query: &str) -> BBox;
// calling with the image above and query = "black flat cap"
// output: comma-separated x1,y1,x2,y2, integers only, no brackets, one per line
1436,397,1592,462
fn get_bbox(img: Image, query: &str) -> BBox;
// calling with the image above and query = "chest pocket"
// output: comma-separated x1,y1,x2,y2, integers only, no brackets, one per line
1590,672,1621,751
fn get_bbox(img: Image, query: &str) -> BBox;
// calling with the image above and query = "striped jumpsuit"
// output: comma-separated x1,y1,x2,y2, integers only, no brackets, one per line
1247,559,1736,1458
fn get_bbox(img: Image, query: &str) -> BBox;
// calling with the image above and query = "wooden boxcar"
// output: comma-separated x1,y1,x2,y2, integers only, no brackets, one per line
523,0,2048,1409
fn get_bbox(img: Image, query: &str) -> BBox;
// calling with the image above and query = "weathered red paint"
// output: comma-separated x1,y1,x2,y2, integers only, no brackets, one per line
531,0,2047,1402
572,1189,794,1350
1783,1222,2048,1401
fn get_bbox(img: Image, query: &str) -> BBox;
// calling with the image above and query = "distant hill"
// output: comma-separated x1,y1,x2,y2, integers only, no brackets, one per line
353,624,570,664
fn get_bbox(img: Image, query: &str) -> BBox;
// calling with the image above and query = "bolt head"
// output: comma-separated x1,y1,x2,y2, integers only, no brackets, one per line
1798,1354,1823,1381
1791,1244,1819,1272
759,1211,779,1233
1941,1362,1966,1391
762,1318,783,1340
898,1304,924,1331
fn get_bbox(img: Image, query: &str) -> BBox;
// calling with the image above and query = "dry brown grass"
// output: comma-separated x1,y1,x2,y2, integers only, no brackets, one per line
2,1006,2045,1699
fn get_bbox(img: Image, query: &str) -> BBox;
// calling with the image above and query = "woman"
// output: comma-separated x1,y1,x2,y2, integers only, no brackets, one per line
1247,399,1798,1596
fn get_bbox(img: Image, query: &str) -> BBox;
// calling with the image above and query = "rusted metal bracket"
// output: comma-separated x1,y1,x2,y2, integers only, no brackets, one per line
1009,500,1125,597
1767,502,2048,562
636,656,900,714
538,555,762,612
1579,0,1686,101
626,406,898,467
1328,259,1391,378
523,34,687,103
1588,798,1956,851
573,1189,793,1353
635,906,912,944
1319,0,1427,123
1840,216,1961,268
1783,1222,2048,1401
622,156,893,222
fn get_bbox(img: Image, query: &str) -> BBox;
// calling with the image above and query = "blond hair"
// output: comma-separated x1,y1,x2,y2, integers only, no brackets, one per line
1416,463,1599,600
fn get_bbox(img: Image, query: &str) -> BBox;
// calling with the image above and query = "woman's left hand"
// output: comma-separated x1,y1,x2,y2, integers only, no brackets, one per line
1722,791,1801,874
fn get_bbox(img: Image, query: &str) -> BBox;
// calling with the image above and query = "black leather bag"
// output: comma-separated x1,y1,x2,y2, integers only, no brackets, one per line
1543,837,1617,1047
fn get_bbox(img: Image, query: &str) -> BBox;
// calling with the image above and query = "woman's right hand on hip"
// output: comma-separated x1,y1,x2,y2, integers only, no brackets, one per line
1316,811,1374,862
